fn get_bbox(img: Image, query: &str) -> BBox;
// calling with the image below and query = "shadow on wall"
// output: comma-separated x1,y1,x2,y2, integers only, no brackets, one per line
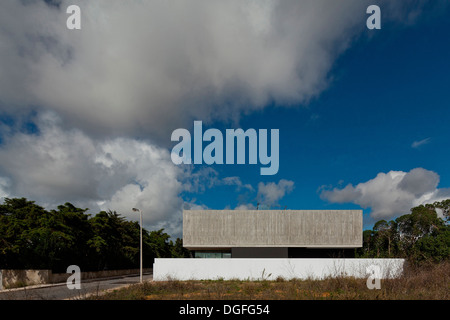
1,270,51,289
0,268,153,289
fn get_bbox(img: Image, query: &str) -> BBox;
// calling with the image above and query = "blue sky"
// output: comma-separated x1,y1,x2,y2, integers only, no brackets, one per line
183,7,450,229
0,1,449,236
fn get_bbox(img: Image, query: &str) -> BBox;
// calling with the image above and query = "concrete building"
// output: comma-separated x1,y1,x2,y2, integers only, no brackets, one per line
153,209,406,281
183,209,362,258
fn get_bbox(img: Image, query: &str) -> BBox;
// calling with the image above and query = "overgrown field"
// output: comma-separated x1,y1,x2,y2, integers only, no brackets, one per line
90,261,449,300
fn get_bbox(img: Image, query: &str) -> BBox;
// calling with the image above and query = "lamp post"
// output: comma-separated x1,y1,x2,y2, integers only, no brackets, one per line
132,208,143,283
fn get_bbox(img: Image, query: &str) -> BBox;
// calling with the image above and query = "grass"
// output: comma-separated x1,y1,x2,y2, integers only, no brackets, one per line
89,261,449,300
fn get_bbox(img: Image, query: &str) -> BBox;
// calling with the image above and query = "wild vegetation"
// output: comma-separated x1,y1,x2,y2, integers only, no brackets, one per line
0,197,448,276
90,199,448,300
91,261,449,300
0,197,190,272
356,199,449,266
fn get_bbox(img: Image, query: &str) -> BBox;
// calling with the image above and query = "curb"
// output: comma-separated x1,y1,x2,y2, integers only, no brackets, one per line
0,272,153,293
68,277,153,300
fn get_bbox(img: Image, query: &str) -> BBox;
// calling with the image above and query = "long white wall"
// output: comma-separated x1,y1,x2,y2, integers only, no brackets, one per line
153,258,405,281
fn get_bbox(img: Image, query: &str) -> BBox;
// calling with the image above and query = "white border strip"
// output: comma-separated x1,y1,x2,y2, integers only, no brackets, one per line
153,258,405,281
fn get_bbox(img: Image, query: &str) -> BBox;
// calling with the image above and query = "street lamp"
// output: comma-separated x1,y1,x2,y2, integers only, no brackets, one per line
132,207,143,283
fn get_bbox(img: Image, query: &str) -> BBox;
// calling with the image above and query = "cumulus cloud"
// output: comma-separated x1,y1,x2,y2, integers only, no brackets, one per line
0,111,289,236
0,0,445,236
320,168,450,220
220,176,254,192
180,167,254,194
0,111,292,236
0,0,437,144
234,179,294,210
0,112,187,236
257,179,294,206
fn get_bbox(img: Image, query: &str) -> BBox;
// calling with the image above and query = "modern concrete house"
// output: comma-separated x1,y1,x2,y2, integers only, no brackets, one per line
183,209,363,258
153,209,405,281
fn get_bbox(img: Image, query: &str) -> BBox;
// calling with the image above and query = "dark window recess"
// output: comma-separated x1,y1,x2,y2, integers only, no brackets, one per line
232,247,288,258
288,248,355,258
194,251,231,258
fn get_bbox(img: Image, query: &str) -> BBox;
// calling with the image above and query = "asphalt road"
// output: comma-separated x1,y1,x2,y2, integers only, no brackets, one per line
0,273,153,300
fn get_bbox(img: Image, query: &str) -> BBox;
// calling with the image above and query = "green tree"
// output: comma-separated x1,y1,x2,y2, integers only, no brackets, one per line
434,199,450,223
48,203,92,272
0,197,192,271
87,210,131,270
360,200,449,265
413,228,450,263
359,229,375,257
373,219,397,257
0,198,48,269
395,203,445,255
170,238,192,258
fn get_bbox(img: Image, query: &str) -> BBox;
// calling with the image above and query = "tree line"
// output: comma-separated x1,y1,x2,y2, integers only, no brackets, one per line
356,199,449,265
1,197,448,272
0,198,190,272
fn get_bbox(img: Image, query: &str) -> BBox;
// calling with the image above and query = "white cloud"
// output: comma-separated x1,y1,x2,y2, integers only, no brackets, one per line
221,176,254,192
182,168,255,194
0,0,436,144
235,203,257,210
0,112,187,236
0,0,446,236
411,137,431,149
0,112,296,236
320,168,450,220
257,179,294,206
0,112,294,236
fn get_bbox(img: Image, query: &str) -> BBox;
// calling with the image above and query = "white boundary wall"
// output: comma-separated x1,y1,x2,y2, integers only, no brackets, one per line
153,258,405,281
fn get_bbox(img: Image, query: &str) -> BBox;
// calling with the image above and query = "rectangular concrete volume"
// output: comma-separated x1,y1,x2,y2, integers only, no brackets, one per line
183,210,363,249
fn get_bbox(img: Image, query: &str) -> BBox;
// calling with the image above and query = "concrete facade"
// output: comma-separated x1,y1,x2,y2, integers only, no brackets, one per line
153,258,405,281
183,210,363,250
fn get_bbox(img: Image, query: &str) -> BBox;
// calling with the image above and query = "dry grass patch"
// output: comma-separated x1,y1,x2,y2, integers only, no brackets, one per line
90,261,449,300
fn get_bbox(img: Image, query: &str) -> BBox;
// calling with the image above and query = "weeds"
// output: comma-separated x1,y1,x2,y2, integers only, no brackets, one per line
90,260,449,300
